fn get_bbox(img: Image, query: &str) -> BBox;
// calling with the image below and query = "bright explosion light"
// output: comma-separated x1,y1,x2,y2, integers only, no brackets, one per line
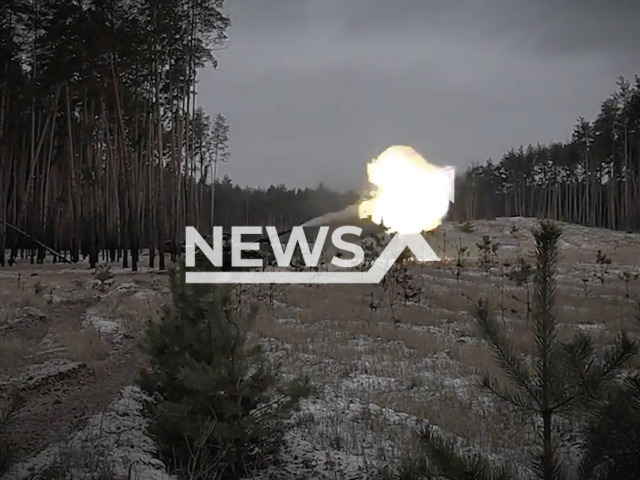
358,146,455,235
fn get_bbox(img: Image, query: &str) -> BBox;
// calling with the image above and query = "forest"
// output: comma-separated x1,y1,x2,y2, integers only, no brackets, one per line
453,76,640,231
1,0,640,271
0,0,360,270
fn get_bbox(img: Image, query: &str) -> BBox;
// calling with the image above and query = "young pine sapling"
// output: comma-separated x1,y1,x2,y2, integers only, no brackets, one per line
439,230,448,272
476,235,500,277
506,256,535,321
93,264,114,292
452,241,470,283
594,249,612,286
413,220,640,480
460,220,475,234
618,270,639,299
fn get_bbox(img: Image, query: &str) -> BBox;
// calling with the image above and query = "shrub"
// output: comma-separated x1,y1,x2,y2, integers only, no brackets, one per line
139,263,310,479
476,235,499,276
460,221,475,234
93,264,114,291
452,241,469,283
617,270,638,298
403,221,639,480
577,375,640,480
593,250,612,286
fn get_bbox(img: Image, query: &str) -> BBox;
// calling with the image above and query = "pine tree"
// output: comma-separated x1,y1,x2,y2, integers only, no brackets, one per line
506,256,535,320
577,374,640,480
476,235,499,277
409,221,639,480
139,263,310,479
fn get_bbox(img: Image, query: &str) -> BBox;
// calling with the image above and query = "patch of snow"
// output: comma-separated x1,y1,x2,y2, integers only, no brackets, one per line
43,290,99,306
347,336,372,351
16,306,47,321
108,267,155,275
420,372,473,401
255,435,373,480
573,323,606,334
133,289,160,301
0,359,85,391
272,299,302,311
3,386,175,480
0,306,47,331
276,317,298,325
340,373,400,393
42,293,63,305
105,282,140,297
33,333,68,358
82,307,123,336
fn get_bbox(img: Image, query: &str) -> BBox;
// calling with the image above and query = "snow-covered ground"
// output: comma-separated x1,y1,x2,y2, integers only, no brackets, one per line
1,218,639,479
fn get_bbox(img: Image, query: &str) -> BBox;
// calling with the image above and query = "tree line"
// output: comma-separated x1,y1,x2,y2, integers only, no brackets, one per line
2,0,639,271
452,76,640,231
0,0,362,270
0,0,232,270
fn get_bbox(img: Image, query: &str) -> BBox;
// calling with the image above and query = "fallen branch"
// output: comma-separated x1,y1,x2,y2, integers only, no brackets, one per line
0,220,73,264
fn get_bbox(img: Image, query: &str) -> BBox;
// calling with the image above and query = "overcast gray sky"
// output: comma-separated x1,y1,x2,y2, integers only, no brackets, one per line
197,0,640,192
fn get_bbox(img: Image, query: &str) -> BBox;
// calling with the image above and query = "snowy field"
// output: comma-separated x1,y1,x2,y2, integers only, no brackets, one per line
1,217,640,479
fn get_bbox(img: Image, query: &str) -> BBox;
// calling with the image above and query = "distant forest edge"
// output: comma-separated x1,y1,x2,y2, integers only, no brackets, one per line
454,75,640,233
1,2,640,269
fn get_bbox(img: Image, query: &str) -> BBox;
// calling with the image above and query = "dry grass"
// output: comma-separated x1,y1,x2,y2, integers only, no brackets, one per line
245,231,640,471
0,264,163,469
1,220,639,477
0,287,51,376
